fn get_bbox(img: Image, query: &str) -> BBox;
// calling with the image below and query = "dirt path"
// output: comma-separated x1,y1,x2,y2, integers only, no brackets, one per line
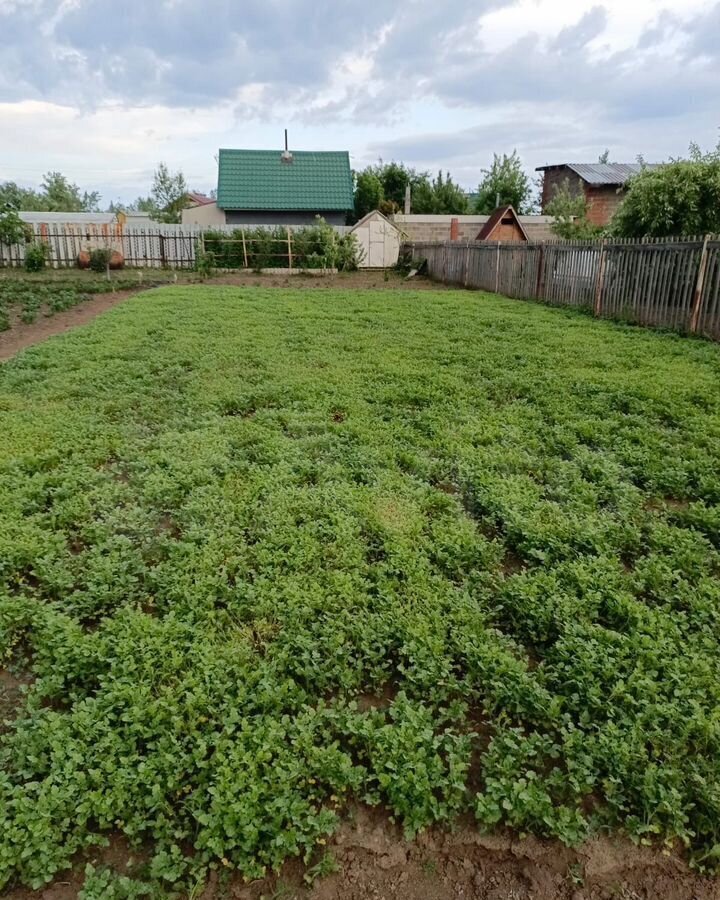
2,807,717,899
0,290,140,362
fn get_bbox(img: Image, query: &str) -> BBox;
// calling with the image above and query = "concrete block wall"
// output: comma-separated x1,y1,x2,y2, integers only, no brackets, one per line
393,214,556,243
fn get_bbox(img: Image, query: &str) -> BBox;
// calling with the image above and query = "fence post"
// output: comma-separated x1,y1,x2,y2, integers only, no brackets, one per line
159,234,166,268
494,241,501,294
535,245,545,299
594,239,607,316
241,228,248,269
690,235,710,333
287,227,293,270
464,241,471,287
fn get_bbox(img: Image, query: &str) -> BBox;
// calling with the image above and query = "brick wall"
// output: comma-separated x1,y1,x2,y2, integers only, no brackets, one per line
584,186,623,227
540,167,623,227
540,167,585,210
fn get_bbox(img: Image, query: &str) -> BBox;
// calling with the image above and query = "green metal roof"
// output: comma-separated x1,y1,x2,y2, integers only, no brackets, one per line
216,149,354,211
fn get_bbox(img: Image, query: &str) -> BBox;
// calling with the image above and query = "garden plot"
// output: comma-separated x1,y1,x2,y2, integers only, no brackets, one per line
1,285,720,897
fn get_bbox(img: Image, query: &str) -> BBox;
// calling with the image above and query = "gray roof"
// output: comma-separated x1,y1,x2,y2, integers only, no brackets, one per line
535,163,655,185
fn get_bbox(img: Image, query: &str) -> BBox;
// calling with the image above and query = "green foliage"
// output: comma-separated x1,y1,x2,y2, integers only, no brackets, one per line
354,171,384,220
1,286,720,892
89,247,113,273
0,174,99,214
612,144,720,238
194,247,216,278
24,241,49,272
203,219,362,271
0,207,32,246
546,180,605,240
134,163,189,224
475,151,532,214
353,162,468,218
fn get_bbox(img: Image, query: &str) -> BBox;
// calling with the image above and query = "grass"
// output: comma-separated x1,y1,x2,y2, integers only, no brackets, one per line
0,268,199,329
1,285,720,895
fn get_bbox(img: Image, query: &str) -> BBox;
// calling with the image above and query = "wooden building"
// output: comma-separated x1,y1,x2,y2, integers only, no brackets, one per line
475,206,529,242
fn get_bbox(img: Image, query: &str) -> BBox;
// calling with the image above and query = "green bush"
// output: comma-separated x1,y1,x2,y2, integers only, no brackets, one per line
24,241,49,272
89,247,113,273
201,219,362,271
0,208,32,246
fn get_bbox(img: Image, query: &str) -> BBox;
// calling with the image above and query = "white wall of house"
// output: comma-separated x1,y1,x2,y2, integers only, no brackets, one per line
181,202,227,227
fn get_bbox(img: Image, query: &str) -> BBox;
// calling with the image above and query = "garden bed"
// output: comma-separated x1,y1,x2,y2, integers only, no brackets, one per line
1,285,720,897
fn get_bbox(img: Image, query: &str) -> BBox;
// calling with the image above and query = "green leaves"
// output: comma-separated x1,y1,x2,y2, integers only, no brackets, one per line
0,284,720,891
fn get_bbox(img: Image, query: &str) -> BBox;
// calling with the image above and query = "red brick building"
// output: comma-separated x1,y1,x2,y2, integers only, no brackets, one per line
536,163,651,228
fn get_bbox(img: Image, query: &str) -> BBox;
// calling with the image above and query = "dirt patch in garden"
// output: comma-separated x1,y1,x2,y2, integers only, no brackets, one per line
0,290,142,362
4,807,716,899
210,270,449,292
216,808,720,900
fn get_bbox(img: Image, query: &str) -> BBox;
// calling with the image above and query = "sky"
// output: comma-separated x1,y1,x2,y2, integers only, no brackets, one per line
0,0,718,206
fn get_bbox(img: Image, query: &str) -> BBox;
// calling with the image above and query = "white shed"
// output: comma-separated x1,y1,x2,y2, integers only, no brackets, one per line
350,210,401,268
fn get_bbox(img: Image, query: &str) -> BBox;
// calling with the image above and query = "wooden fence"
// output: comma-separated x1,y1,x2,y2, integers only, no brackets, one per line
408,237,720,340
0,223,354,270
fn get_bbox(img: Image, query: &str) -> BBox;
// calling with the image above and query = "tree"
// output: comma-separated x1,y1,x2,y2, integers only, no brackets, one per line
141,162,189,224
41,172,100,212
0,173,100,212
354,170,384,220
353,162,468,218
598,149,611,164
474,151,531,214
546,179,604,240
427,170,468,214
611,143,720,238
0,182,44,211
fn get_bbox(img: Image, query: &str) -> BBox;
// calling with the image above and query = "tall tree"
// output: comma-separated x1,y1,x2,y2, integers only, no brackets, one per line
0,174,99,212
353,170,384,220
611,143,720,238
41,172,100,212
474,151,531,214
144,162,189,224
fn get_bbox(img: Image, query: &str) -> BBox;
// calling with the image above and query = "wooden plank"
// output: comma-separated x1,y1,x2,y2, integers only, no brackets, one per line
594,241,606,316
690,235,710,333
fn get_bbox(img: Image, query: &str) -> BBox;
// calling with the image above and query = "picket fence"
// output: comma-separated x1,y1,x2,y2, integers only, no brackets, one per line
408,237,720,340
0,223,353,270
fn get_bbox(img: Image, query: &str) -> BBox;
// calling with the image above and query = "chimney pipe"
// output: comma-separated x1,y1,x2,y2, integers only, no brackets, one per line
450,217,460,241
285,129,288,152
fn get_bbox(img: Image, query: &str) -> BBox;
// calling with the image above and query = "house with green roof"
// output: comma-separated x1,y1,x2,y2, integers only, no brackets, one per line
192,147,353,227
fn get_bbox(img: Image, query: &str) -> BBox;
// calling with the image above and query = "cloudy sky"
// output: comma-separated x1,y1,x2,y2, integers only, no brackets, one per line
1,0,718,205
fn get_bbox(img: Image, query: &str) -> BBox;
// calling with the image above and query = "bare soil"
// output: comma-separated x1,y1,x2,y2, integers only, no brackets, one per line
3,808,717,899
0,271,443,363
0,290,142,362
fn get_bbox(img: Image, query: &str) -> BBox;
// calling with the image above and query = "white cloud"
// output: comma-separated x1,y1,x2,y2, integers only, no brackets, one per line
0,0,718,202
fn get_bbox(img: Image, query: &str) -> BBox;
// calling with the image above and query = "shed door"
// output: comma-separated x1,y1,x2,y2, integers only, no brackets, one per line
368,219,388,267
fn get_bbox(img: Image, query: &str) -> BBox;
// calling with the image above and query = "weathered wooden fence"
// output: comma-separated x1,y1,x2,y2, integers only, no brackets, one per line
408,237,720,340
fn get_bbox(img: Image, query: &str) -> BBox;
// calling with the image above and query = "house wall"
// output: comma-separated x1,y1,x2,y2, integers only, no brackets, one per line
181,203,227,227
539,166,586,211
539,166,623,227
393,214,555,243
584,186,623,227
223,210,348,226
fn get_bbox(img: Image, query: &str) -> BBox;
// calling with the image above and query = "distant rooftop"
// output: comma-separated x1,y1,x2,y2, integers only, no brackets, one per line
535,163,658,186
18,211,116,225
